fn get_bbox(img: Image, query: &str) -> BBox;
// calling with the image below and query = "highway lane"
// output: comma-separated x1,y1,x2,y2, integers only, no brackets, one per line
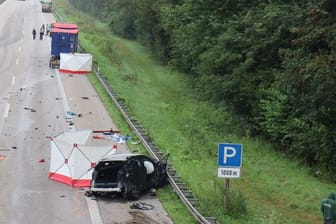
0,1,91,223
0,1,174,224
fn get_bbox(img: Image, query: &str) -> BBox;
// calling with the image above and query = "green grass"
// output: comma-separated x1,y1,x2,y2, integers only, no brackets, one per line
53,1,332,223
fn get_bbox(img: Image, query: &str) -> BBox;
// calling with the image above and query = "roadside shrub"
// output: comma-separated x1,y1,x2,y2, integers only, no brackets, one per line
225,191,248,218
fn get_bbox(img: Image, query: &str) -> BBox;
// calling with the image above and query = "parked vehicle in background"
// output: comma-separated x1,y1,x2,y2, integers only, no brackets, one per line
49,22,79,68
41,0,52,13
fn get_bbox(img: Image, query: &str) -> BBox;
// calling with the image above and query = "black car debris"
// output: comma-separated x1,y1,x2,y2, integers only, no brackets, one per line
86,153,169,200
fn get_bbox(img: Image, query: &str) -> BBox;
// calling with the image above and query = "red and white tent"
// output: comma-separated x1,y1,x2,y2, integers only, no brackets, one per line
59,53,92,74
49,130,116,187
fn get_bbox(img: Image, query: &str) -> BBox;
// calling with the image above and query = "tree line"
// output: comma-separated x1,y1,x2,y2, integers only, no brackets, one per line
68,0,336,181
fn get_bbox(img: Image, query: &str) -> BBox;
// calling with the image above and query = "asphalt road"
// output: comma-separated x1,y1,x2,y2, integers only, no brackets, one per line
0,0,173,224
0,1,92,223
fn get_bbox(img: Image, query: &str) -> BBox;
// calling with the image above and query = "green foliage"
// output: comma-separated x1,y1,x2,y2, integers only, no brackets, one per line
193,3,302,123
258,88,289,144
134,0,171,61
109,0,137,39
225,191,248,218
259,210,288,224
274,1,336,178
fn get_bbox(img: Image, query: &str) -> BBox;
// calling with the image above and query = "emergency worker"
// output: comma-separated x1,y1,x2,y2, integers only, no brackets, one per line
32,28,36,40
39,24,45,40
321,192,336,224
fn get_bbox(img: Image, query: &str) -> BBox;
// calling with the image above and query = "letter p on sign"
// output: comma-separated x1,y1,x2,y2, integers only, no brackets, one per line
218,143,242,167
223,147,236,163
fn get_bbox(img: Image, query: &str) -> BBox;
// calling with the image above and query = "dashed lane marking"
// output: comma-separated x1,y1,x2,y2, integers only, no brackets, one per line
55,69,75,132
4,103,10,118
11,76,15,86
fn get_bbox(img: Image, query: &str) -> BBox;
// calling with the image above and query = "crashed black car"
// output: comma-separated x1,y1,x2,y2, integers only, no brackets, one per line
87,153,169,200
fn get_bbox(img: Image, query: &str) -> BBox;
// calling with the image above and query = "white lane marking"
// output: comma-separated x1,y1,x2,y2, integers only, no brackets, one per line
18,46,21,53
55,69,75,132
55,69,104,224
16,58,19,65
85,197,103,224
4,103,10,118
11,76,15,86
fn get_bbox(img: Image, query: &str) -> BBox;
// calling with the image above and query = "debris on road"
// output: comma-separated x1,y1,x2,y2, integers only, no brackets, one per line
24,107,37,112
93,132,131,144
67,111,83,117
130,202,154,210
93,129,120,134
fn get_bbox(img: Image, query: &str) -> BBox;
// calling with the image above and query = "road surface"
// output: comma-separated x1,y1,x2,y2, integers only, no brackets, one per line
0,0,173,224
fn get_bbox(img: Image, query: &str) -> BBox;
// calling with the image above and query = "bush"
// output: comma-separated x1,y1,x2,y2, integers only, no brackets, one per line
225,191,248,218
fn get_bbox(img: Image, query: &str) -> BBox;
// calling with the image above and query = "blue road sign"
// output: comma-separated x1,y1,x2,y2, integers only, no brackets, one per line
218,143,242,167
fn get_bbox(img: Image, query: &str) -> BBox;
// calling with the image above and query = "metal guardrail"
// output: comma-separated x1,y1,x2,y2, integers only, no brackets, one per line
91,64,219,224
53,9,64,22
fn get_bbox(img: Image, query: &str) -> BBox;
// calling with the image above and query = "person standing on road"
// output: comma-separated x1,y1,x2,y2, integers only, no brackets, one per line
32,28,36,40
321,192,336,224
45,24,50,36
39,24,45,40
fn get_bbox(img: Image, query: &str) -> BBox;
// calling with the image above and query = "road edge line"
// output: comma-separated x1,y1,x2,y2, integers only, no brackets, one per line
85,196,103,224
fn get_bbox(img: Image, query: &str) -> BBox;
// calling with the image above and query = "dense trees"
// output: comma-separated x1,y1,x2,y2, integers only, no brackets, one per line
272,1,336,173
68,0,336,181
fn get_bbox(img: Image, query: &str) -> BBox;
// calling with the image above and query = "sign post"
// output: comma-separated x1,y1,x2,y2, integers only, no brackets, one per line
217,143,243,207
